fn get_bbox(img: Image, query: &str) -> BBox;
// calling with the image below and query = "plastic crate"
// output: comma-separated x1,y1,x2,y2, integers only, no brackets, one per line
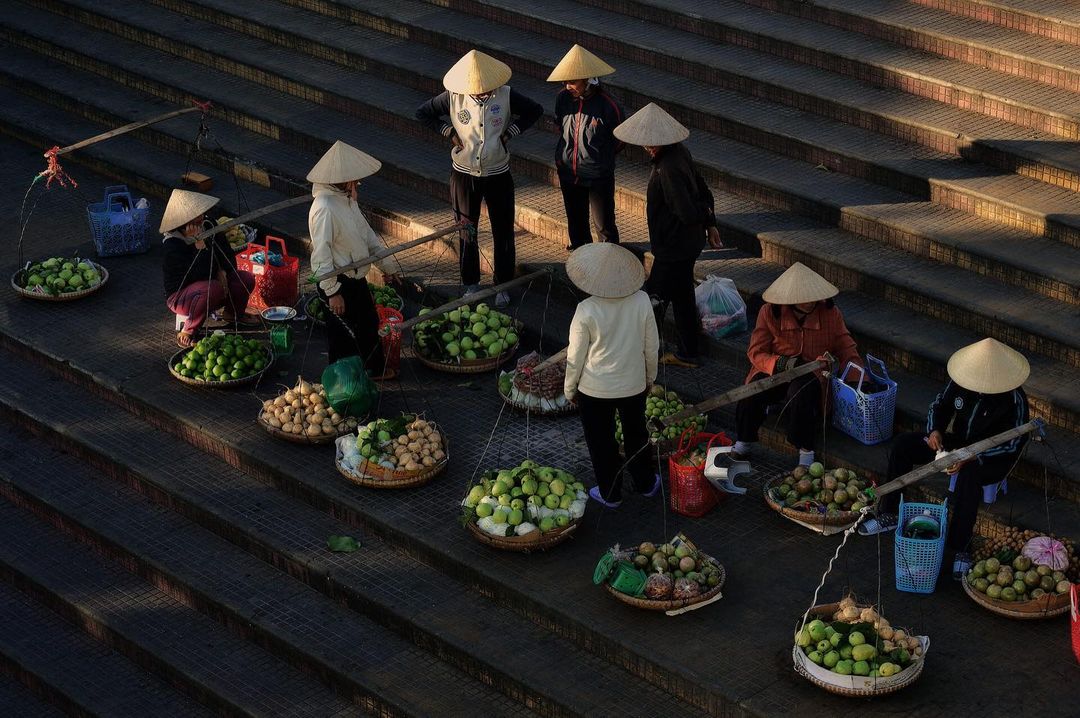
85,185,149,257
894,496,948,594
832,353,897,445
377,306,403,373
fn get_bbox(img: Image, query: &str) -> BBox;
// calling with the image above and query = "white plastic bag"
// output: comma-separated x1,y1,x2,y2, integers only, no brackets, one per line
695,276,746,339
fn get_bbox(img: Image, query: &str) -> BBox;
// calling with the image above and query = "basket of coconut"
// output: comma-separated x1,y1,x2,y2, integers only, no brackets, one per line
497,352,574,416
793,597,928,697
461,460,586,552
963,533,1077,619
258,378,361,444
335,414,448,488
764,463,871,533
594,534,725,615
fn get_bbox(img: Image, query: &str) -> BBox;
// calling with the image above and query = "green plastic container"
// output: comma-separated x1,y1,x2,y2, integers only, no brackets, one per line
593,551,647,596
270,324,294,357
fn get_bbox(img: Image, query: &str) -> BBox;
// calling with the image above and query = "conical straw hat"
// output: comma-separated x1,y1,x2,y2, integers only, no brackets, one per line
443,50,512,95
547,44,615,82
565,243,645,298
306,140,382,184
761,262,838,305
159,189,219,233
947,338,1030,394
612,103,689,146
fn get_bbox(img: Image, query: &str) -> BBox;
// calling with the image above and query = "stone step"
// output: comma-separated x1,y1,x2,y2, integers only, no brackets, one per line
737,0,1080,90
536,0,1080,139
908,0,1080,46
0,500,368,717
0,353,706,715
0,566,216,718
4,4,1079,372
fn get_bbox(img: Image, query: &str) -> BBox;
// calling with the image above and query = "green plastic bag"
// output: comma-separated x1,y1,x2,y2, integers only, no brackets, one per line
321,356,378,418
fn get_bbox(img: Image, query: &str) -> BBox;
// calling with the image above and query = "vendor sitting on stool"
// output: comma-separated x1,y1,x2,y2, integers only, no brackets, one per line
862,338,1030,577
731,263,861,467
162,189,255,348
564,243,660,509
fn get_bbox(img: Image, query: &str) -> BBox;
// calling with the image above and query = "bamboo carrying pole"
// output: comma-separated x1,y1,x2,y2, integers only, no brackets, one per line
194,196,311,242
395,269,550,332
529,347,568,373
52,107,204,157
309,224,465,284
874,419,1045,499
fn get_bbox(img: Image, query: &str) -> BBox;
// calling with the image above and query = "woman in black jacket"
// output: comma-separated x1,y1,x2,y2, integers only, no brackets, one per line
614,103,722,368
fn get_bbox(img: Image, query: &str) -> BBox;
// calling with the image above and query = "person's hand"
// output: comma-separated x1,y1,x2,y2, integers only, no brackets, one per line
193,238,206,250
706,226,723,249
329,294,346,316
927,430,944,452
382,273,402,287
451,133,463,150
945,458,970,475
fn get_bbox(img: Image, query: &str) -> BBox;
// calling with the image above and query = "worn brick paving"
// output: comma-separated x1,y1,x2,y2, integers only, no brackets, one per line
909,0,1080,45
0,672,68,718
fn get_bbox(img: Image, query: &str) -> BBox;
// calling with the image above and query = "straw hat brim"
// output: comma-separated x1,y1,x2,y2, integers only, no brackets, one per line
565,243,645,298
761,262,839,305
947,338,1030,394
612,102,689,146
443,50,512,95
306,140,382,184
159,189,220,233
547,44,615,82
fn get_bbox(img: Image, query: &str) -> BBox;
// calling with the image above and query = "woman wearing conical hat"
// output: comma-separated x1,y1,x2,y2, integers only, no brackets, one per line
564,244,660,509
161,189,255,347
613,103,722,368
415,50,543,307
731,263,862,467
864,339,1030,575
548,45,625,250
307,140,398,377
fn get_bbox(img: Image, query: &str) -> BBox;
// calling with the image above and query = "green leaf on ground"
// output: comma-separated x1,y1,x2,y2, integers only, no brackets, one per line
327,535,360,552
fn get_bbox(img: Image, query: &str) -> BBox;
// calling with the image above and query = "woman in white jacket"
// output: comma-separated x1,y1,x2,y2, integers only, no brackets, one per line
307,141,398,376
564,243,660,509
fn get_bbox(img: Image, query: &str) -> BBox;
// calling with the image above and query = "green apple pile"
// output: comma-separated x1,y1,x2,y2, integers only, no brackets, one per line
770,463,872,515
414,303,519,363
966,555,1072,603
615,385,705,444
370,284,403,310
795,600,922,679
19,257,103,296
461,460,586,538
173,332,268,382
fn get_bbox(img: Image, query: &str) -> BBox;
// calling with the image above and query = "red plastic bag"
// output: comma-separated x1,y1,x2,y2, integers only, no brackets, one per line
1071,583,1080,665
236,236,299,312
668,427,731,518
377,306,403,373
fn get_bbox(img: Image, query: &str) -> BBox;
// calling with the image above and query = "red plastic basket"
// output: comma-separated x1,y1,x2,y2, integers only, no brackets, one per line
236,236,299,312
378,306,404,373
668,428,731,518
1071,584,1080,664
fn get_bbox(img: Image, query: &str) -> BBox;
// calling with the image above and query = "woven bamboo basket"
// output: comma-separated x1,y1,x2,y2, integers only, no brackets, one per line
415,342,520,374
961,574,1071,620
466,518,579,553
169,347,273,388
793,602,928,697
764,477,860,529
605,560,726,611
12,263,109,302
334,434,448,489
498,382,576,416
257,410,352,445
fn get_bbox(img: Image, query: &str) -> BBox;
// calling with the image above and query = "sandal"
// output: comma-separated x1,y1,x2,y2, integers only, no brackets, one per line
219,311,259,327
641,473,663,498
858,513,898,536
371,369,399,382
659,352,701,369
176,331,194,349
588,486,622,509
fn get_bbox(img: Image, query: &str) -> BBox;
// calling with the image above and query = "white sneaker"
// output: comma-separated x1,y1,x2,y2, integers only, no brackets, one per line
495,291,510,308
462,284,480,298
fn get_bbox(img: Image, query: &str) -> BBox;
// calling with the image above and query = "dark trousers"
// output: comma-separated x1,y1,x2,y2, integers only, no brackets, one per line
560,177,619,249
578,391,654,503
319,276,385,373
450,169,516,286
647,258,699,358
881,431,1013,551
734,372,821,451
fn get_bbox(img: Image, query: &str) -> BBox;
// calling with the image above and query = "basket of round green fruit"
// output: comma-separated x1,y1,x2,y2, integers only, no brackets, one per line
594,534,726,613
764,463,870,530
413,303,520,374
304,294,328,325
169,332,272,387
461,460,586,552
794,598,928,697
962,537,1076,620
370,284,403,311
617,385,706,456
12,256,108,301
335,414,448,489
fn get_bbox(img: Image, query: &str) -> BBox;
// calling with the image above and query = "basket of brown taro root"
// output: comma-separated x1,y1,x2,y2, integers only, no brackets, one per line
497,351,575,416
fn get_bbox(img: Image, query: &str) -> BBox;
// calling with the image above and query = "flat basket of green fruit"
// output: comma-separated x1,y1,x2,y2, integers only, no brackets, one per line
412,303,521,374
961,536,1076,620
793,599,928,697
764,464,872,531
12,257,108,302
595,535,726,613
169,333,272,388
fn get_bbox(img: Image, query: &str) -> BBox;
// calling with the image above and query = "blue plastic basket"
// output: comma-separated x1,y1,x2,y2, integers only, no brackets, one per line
895,496,948,594
831,353,897,445
86,185,149,257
